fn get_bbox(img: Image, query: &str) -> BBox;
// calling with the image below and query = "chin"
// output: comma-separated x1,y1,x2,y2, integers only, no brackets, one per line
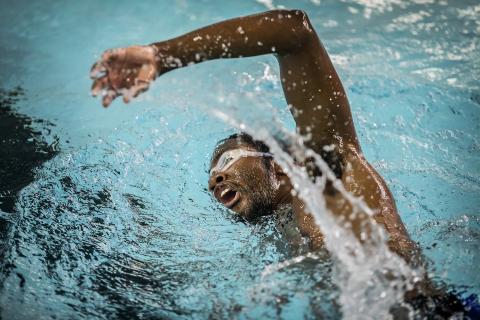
231,201,250,218
229,199,254,220
239,204,273,222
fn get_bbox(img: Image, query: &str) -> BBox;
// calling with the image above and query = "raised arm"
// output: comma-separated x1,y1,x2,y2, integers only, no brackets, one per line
90,10,416,258
90,9,358,153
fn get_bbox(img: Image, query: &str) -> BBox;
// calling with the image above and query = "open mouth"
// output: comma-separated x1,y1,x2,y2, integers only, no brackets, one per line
214,184,240,208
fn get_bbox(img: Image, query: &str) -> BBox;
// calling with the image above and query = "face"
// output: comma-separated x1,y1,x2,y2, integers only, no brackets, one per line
208,143,279,220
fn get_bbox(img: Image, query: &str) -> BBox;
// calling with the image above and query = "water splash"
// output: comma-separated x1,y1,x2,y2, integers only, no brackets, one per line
1,1,479,318
207,67,420,318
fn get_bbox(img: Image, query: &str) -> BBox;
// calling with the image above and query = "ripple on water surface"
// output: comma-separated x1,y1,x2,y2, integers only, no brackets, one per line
0,0,479,319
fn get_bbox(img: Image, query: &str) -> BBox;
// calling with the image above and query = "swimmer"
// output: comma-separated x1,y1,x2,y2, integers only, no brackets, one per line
90,9,479,317
90,9,416,258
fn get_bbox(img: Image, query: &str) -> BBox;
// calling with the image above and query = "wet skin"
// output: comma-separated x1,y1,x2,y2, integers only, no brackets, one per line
90,9,417,259
208,142,292,221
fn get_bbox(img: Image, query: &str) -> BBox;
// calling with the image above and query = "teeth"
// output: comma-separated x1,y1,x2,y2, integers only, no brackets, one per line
221,188,231,197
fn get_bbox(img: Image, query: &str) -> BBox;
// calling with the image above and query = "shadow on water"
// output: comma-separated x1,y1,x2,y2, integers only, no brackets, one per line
0,87,57,279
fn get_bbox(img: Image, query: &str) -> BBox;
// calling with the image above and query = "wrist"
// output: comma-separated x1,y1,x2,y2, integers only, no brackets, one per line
150,41,181,74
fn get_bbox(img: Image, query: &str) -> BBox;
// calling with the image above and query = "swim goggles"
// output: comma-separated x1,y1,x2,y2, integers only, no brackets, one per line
210,148,273,175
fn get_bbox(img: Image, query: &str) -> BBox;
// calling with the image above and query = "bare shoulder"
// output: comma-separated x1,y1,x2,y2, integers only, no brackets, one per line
341,143,395,209
341,144,417,254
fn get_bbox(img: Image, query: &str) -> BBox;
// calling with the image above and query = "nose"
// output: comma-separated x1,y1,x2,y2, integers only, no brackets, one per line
208,172,227,191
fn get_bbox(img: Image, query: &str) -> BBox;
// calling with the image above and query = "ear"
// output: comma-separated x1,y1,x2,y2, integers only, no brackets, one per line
271,160,292,191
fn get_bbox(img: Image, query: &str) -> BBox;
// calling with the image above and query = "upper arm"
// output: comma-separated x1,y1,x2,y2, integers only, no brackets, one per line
278,13,419,258
275,11,360,154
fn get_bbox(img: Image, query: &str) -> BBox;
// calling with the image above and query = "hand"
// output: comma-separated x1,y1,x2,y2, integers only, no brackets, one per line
90,45,158,107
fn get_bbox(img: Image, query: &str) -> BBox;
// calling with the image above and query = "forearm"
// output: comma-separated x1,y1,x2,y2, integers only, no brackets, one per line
151,10,313,72
93,9,359,150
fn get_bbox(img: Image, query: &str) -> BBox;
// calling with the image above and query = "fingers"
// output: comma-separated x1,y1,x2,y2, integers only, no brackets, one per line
102,90,118,108
91,76,108,97
132,83,149,98
96,80,148,106
122,94,131,104
90,48,126,79
92,73,149,106
121,80,149,104
123,64,155,103
90,61,107,79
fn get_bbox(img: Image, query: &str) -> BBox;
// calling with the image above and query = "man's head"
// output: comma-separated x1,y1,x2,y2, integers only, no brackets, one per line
208,133,291,220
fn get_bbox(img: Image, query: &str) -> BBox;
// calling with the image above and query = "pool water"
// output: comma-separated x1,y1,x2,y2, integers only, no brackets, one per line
0,0,479,319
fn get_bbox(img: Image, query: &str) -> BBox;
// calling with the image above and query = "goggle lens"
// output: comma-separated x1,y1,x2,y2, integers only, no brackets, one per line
210,149,272,175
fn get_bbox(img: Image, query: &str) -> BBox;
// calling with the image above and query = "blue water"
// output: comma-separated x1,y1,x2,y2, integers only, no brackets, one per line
0,0,479,319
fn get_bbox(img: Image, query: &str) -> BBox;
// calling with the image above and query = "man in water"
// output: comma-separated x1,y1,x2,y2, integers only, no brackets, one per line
90,9,479,317
90,9,415,257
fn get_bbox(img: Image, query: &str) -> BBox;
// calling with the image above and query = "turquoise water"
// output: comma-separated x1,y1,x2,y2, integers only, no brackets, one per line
0,0,479,319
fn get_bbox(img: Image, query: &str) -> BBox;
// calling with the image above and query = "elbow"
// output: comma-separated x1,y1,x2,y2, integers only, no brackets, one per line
292,9,314,31
273,9,316,52
277,9,314,32
291,9,315,41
